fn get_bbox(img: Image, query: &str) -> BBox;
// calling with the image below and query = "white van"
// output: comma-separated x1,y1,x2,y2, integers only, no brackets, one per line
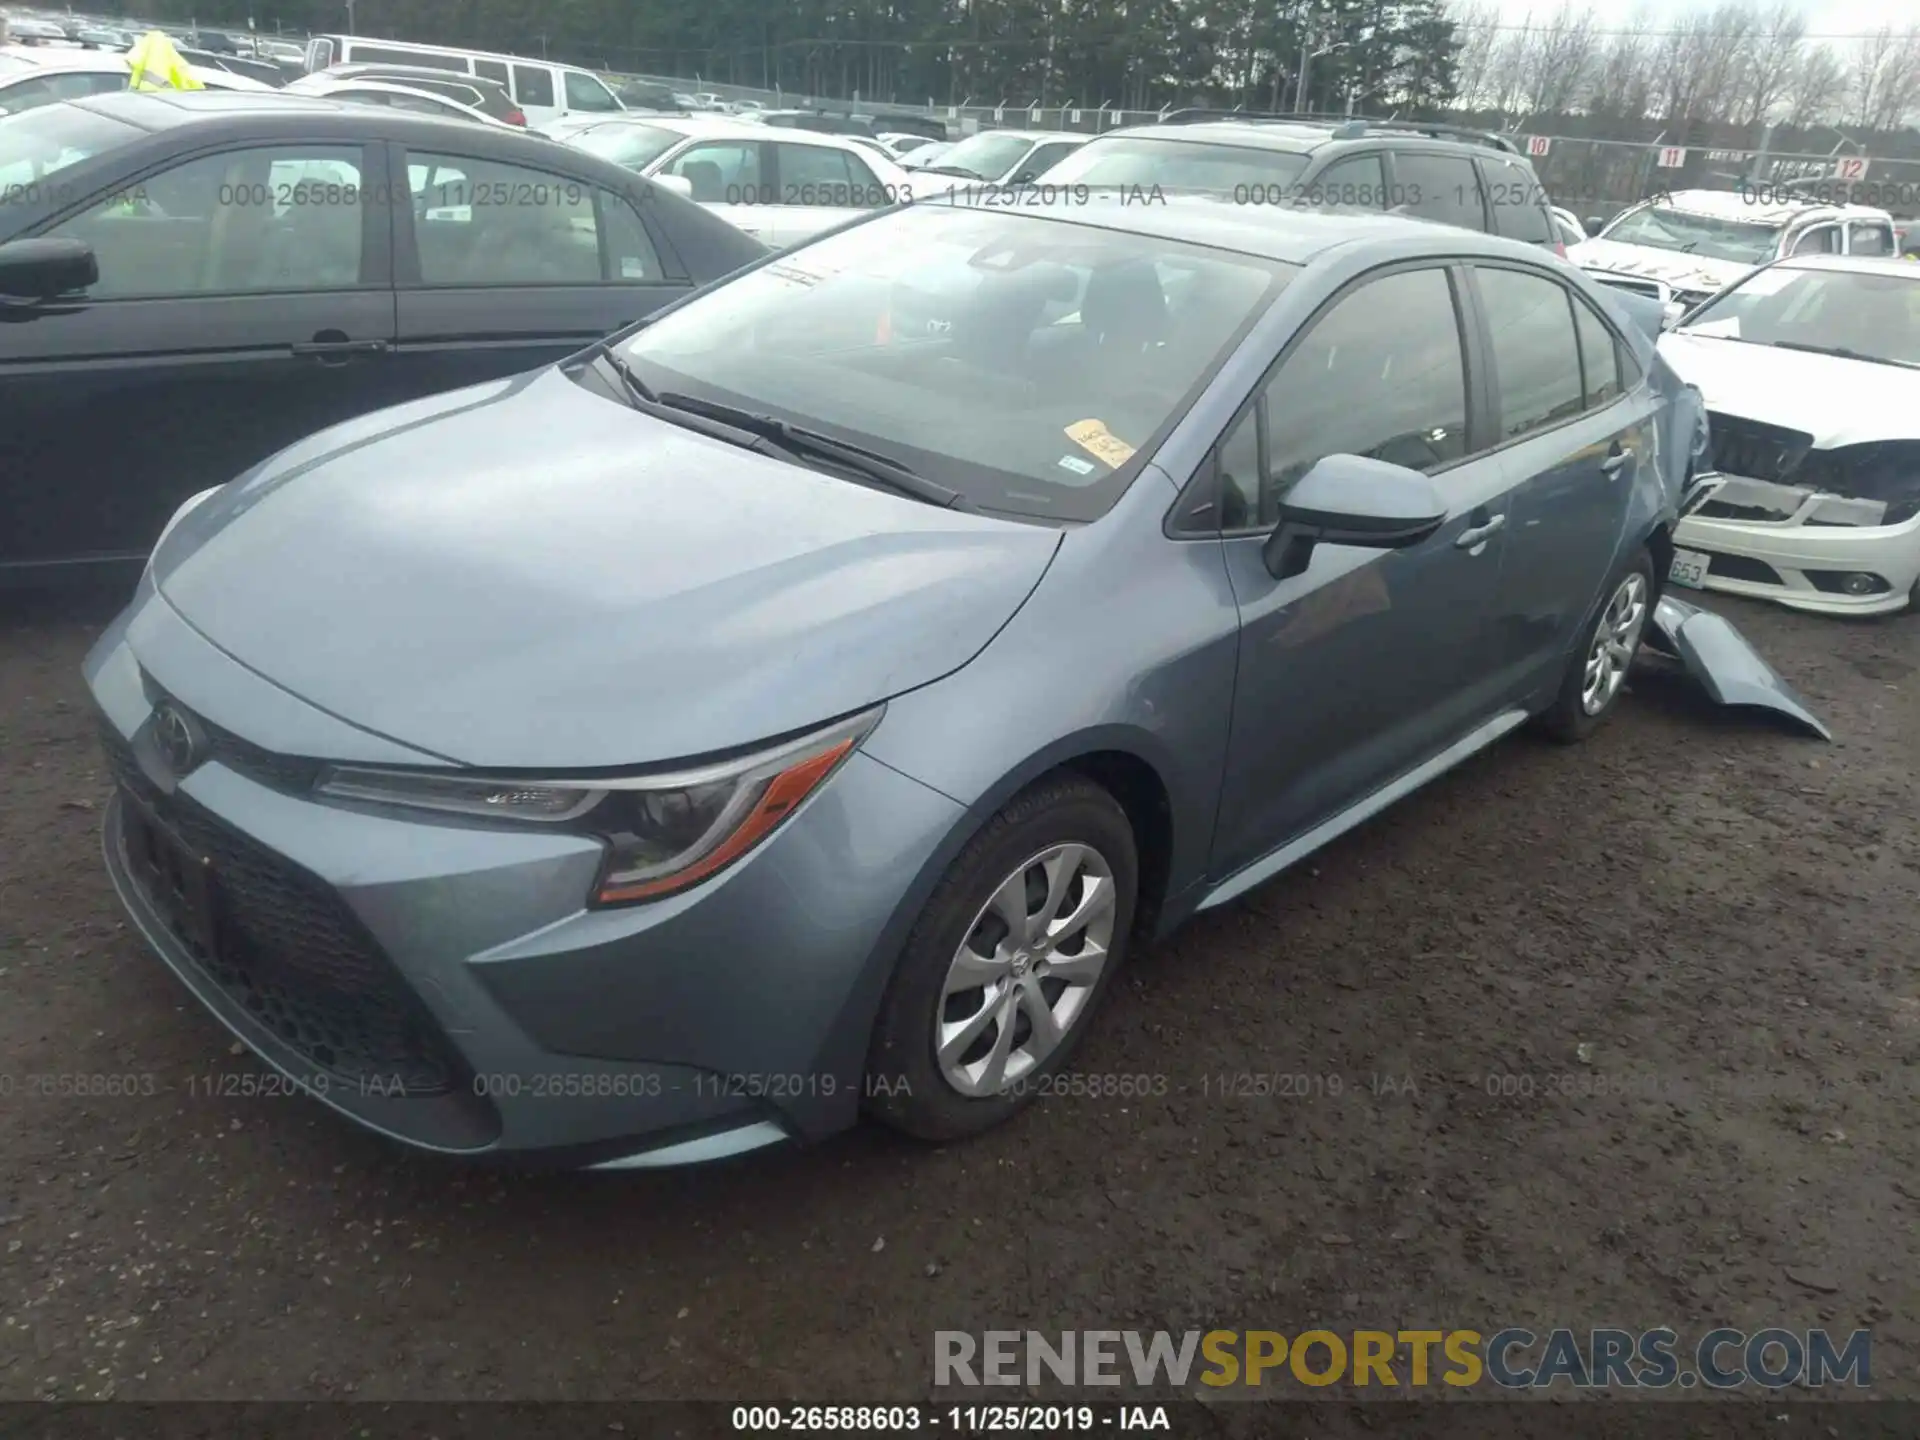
301,35,625,126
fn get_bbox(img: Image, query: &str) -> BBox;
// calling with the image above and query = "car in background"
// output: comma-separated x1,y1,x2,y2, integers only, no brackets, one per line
186,29,238,54
613,78,680,112
563,114,913,247
78,195,1753,1168
1571,190,1898,314
1655,254,1920,615
0,88,767,578
176,48,293,86
0,46,276,111
1037,113,1566,254
914,127,1084,186
289,77,519,128
290,65,526,125
1551,205,1585,246
299,35,626,127
899,139,954,170
76,26,134,49
876,130,937,158
4,16,68,43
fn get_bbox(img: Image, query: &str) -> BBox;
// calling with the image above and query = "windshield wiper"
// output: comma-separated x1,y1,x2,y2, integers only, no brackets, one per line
591,341,659,405
1765,340,1920,370
918,164,988,180
654,391,978,512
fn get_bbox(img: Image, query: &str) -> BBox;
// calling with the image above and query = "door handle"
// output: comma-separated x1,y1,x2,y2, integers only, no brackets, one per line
1455,513,1506,550
1600,448,1630,477
291,337,392,359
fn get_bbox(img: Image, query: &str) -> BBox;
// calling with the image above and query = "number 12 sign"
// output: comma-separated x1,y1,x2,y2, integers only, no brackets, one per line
1832,156,1870,181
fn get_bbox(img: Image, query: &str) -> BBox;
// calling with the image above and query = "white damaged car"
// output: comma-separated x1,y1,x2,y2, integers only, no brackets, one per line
1572,190,1898,319
1656,254,1920,616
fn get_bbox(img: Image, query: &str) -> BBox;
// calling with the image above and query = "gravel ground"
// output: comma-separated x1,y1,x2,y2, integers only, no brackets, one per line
0,584,1914,1406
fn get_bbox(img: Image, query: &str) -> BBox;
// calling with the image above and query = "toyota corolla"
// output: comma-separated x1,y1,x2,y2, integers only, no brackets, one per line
89,195,1767,1168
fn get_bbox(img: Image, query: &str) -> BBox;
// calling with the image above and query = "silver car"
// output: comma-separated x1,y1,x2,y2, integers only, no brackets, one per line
90,197,1741,1167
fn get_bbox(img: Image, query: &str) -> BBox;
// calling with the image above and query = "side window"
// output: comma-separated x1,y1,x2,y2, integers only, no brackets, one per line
1215,400,1263,531
1789,224,1838,256
48,146,365,299
512,64,555,109
1391,151,1485,231
662,141,762,203
1017,142,1077,181
1482,157,1552,244
597,190,664,281
1475,266,1586,439
564,71,621,113
1303,152,1385,209
1848,221,1892,256
1571,294,1622,408
0,74,113,112
776,143,860,205
409,152,599,286
473,58,508,84
1255,266,1468,518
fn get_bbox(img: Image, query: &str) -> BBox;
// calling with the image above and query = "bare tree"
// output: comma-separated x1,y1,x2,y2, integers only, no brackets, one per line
1784,42,1846,128
1847,24,1898,130
1448,1,1501,110
1864,25,1920,131
1518,3,1601,115
1736,0,1805,125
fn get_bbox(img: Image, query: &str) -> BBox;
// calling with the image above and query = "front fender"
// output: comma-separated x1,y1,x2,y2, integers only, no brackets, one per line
1646,594,1832,740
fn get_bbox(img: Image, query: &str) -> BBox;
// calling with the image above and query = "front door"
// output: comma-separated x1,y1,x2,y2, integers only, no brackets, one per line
1210,262,1522,880
0,142,396,574
389,147,689,400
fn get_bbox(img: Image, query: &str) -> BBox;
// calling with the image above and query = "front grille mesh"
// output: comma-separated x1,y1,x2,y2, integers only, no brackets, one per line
1706,412,1814,484
102,721,463,1096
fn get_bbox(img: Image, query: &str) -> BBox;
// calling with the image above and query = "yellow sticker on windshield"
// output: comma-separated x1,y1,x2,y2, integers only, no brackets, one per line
1065,419,1136,468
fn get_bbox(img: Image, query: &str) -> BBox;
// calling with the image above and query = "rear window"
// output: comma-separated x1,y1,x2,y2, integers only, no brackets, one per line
513,64,555,108
1393,151,1485,230
1482,156,1551,243
1040,135,1310,195
571,121,687,171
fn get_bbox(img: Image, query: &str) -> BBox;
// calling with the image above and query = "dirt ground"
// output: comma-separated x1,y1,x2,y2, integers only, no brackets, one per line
0,583,1915,1407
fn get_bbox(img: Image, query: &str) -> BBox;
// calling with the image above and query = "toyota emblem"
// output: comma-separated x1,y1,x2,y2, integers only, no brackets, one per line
152,702,206,778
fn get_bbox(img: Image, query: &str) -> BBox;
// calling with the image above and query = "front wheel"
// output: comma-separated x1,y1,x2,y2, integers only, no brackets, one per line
864,775,1138,1141
1536,550,1654,743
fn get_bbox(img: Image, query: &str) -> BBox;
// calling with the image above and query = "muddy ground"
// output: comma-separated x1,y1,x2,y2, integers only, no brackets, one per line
0,583,1914,1409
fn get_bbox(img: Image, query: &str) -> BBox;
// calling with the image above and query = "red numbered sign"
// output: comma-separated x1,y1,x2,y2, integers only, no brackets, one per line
1832,156,1870,181
1525,135,1550,157
1655,146,1686,169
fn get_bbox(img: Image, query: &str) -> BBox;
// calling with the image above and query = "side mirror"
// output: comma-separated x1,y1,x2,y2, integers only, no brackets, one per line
1584,215,1603,234
651,173,694,199
1262,454,1448,581
0,237,97,301
1010,168,1037,185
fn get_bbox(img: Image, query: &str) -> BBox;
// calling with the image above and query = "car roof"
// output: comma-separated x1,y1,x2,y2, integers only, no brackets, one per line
958,128,1083,143
1098,120,1339,153
1775,252,1920,279
327,62,504,86
1655,187,1891,224
61,86,563,140
931,188,1551,265
650,114,898,158
0,45,125,72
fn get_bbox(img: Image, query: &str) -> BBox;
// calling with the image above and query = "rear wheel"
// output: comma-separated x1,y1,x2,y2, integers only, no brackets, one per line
1536,550,1654,743
864,775,1137,1141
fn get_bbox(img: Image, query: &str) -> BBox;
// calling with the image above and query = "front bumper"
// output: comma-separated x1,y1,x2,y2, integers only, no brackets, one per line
85,597,963,1166
1672,472,1920,616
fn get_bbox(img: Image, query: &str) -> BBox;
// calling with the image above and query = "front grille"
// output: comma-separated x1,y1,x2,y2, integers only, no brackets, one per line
1708,553,1784,585
101,721,465,1097
1706,413,1814,484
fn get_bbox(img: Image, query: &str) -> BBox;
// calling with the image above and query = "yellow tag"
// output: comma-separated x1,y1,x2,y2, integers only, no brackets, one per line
1065,419,1137,468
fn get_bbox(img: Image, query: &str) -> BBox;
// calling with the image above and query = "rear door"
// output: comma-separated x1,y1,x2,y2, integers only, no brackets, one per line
1478,153,1557,250
1463,261,1653,697
0,140,395,573
764,139,894,244
387,144,690,400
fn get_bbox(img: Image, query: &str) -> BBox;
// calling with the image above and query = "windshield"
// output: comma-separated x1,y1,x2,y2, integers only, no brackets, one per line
924,132,1034,179
569,121,685,170
1678,264,1920,368
1039,135,1311,195
1601,204,1782,264
618,203,1294,521
0,104,142,196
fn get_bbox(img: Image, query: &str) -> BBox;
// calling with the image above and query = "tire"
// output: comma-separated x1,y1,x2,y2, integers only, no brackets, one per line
1535,548,1655,744
864,774,1138,1141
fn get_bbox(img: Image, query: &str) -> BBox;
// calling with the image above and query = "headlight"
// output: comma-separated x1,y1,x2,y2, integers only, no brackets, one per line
315,706,883,906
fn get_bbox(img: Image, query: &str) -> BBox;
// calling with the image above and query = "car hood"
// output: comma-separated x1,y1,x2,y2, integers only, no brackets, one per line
151,367,1062,770
1656,331,1920,447
1570,237,1756,294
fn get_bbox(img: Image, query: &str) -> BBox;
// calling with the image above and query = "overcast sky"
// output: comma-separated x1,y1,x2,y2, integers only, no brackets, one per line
1482,0,1912,40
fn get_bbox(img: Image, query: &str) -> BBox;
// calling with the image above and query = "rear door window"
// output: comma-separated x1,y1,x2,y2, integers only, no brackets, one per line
1302,152,1385,209
512,64,555,108
473,58,508,84
1474,265,1586,440
1392,151,1486,231
1481,156,1552,244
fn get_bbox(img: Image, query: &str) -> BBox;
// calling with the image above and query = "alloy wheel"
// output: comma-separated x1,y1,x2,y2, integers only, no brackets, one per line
1581,572,1649,715
934,842,1117,1097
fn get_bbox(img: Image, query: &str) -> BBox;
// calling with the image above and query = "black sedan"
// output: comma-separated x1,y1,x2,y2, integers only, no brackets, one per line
0,89,768,580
